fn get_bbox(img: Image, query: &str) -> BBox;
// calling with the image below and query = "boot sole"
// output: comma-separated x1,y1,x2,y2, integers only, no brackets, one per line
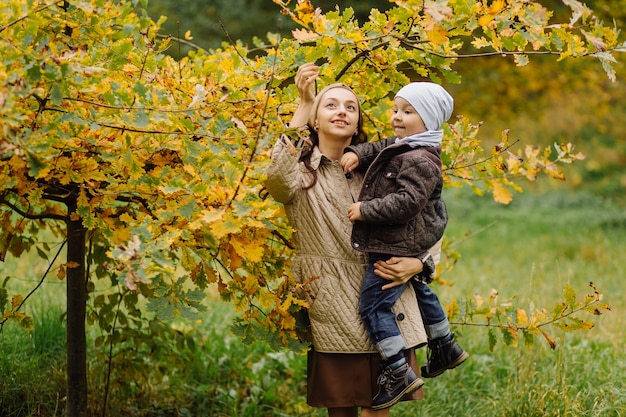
422,351,469,378
371,377,425,411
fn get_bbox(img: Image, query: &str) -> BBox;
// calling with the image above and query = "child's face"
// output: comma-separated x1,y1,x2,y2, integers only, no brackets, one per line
391,97,427,139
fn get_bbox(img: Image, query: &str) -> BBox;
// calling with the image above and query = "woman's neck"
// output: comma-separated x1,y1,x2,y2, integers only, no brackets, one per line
318,136,352,161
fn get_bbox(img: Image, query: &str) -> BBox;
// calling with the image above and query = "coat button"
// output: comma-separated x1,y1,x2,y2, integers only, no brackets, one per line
397,313,405,321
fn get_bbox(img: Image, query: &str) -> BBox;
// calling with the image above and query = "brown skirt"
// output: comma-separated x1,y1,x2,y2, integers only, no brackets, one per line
307,348,424,408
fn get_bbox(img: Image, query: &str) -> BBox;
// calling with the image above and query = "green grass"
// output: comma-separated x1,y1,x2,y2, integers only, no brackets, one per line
0,307,66,417
1,187,624,416
396,187,626,417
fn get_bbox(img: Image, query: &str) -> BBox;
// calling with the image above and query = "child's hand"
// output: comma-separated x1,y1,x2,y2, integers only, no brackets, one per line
340,152,359,174
347,202,362,223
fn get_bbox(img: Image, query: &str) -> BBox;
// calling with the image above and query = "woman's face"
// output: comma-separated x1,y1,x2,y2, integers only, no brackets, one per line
315,87,360,140
391,97,427,139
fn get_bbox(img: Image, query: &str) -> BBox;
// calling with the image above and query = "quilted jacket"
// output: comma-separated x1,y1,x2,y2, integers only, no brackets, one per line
264,135,430,353
347,137,447,260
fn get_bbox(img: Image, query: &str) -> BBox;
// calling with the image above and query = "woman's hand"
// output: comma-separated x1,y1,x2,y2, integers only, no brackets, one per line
374,257,424,290
290,63,319,128
294,62,319,104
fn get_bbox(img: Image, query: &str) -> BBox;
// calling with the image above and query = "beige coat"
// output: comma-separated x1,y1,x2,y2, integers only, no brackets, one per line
265,136,430,353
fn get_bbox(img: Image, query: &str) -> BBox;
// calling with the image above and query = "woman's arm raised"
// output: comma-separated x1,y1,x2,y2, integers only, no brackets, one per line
290,63,319,128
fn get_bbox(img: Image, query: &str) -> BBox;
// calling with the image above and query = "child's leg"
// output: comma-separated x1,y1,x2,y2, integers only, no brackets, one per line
359,260,407,365
411,280,450,339
411,279,468,378
359,259,423,410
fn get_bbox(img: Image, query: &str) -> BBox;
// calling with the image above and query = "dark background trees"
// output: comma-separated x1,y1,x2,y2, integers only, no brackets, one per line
148,0,392,52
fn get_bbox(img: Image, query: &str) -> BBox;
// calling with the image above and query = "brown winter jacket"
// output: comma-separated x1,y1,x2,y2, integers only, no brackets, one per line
347,137,447,268
264,135,430,353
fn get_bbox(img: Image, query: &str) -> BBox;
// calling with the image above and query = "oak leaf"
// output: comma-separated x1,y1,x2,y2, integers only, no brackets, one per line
292,28,319,41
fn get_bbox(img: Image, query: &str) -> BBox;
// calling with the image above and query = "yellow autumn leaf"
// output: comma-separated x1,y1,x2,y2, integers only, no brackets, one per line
278,293,294,316
227,244,243,270
320,36,335,47
119,212,135,224
540,329,557,349
488,0,506,15
516,308,529,327
244,273,258,292
230,235,265,263
281,315,296,331
295,0,315,26
478,14,496,27
11,294,24,310
473,293,484,309
425,25,449,46
445,298,460,321
205,266,219,284
492,181,513,205
209,216,241,240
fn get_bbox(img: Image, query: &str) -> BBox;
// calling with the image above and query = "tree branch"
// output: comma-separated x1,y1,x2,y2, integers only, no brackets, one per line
444,139,520,173
271,230,294,250
155,33,208,54
0,238,67,329
0,0,60,34
450,296,603,330
0,197,67,221
336,42,385,80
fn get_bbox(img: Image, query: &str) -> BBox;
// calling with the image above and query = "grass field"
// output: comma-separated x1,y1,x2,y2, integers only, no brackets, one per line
1,187,624,416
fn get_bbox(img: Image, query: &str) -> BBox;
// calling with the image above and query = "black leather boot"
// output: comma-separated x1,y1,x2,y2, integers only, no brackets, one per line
421,333,468,378
372,362,424,410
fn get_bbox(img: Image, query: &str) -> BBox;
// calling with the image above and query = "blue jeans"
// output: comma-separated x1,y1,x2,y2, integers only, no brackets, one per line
359,254,450,360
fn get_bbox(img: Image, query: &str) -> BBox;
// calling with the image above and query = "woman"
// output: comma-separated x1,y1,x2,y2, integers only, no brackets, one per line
265,63,440,417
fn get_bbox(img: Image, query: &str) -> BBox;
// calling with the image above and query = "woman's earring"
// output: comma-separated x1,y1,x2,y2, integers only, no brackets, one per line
313,120,319,132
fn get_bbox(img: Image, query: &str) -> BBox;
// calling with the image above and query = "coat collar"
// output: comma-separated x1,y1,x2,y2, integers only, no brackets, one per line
310,146,333,170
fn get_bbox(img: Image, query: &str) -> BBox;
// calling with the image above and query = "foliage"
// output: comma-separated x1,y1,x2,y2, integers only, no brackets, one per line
448,282,609,350
0,1,622,412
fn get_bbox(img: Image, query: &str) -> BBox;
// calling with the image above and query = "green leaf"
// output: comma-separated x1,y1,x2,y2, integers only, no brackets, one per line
20,315,34,331
488,327,497,352
0,286,8,314
134,81,148,98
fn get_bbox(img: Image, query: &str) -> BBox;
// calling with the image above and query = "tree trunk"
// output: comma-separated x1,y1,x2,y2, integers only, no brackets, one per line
65,198,88,417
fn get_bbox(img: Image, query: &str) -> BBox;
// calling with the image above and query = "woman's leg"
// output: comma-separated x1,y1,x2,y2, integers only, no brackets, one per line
327,407,389,417
360,407,390,417
328,407,358,417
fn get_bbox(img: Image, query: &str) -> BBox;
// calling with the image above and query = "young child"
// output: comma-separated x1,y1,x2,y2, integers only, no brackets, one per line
341,82,468,410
